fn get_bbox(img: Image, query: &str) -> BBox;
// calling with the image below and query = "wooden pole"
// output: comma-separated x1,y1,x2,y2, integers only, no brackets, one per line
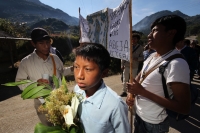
128,0,134,132
79,7,83,46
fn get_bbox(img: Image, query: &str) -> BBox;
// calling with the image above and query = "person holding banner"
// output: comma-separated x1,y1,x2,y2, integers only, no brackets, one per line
126,15,190,133
120,33,144,97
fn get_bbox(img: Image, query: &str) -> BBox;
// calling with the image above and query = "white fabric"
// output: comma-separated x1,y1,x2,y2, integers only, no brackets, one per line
79,14,90,43
107,0,130,61
16,50,72,90
83,0,130,61
135,49,190,124
50,46,56,54
86,9,108,48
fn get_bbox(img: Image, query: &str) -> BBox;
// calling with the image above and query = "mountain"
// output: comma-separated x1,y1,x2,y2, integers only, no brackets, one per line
0,0,79,26
132,10,198,35
30,18,70,32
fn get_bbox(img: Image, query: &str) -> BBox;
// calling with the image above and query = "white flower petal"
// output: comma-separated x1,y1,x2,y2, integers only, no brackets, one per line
60,105,74,125
71,96,80,118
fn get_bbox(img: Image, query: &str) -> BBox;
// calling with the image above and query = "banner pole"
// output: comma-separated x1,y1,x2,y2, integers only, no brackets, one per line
79,7,83,45
128,0,134,132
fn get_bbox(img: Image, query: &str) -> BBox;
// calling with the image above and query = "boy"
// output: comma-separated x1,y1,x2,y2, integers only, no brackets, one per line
126,15,191,133
73,43,131,133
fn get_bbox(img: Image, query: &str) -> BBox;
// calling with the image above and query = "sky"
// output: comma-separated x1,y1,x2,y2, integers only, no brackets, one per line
40,0,200,25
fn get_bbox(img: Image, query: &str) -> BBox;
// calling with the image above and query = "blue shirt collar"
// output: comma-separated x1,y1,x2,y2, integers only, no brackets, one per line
75,80,107,109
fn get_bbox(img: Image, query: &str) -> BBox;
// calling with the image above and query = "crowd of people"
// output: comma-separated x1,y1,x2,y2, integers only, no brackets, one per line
15,14,199,133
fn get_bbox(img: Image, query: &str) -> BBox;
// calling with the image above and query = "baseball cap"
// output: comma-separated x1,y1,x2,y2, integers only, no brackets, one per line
31,28,52,42
132,33,140,40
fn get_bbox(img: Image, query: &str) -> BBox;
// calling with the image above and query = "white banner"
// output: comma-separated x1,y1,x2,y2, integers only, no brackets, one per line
107,0,130,61
79,0,130,61
79,14,90,43
86,9,108,48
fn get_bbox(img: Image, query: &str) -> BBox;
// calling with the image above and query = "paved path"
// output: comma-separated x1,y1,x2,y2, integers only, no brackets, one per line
0,74,200,133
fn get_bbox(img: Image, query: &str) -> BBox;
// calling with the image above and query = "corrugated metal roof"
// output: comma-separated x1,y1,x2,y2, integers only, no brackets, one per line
0,30,31,40
0,37,31,40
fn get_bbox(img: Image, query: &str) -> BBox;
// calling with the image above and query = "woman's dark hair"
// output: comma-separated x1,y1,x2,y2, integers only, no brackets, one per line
151,15,186,46
75,43,110,71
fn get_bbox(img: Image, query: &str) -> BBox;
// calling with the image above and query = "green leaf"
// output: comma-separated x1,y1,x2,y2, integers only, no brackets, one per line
34,123,66,133
30,89,51,99
2,80,32,86
69,124,85,133
22,86,45,99
52,75,59,89
38,82,52,90
21,82,38,98
69,127,76,133
61,76,68,92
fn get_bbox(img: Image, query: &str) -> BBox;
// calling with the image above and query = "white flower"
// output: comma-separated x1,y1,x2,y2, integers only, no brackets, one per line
71,95,79,118
60,96,80,126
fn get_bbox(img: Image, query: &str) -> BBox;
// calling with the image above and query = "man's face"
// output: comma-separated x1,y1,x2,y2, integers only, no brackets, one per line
132,37,138,45
33,39,51,56
74,56,103,92
147,24,168,50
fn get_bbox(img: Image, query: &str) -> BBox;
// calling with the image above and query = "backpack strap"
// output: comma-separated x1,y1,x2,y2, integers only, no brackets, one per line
139,54,184,84
50,54,56,76
158,54,185,98
139,61,163,84
132,44,140,53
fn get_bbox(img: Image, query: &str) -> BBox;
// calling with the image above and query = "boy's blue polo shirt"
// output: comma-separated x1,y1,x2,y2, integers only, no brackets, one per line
74,80,131,133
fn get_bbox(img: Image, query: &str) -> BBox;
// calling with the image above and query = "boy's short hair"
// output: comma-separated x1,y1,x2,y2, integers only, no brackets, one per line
151,15,186,46
132,33,140,40
75,43,110,71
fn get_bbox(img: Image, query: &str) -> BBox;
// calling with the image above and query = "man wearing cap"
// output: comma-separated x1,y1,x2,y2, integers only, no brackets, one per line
15,27,73,126
120,33,144,97
15,27,73,90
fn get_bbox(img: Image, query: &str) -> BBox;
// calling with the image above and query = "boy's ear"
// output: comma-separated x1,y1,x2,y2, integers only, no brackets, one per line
102,68,109,78
31,40,36,47
168,29,177,38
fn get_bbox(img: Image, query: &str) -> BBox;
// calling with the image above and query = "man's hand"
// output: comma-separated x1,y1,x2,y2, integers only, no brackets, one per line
37,79,49,86
126,79,144,95
126,93,134,106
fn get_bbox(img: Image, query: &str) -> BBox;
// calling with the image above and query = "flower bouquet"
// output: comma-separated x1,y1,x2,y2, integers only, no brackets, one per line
2,75,84,133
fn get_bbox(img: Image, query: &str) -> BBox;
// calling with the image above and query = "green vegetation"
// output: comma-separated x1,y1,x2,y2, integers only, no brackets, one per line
186,23,200,36
0,18,29,37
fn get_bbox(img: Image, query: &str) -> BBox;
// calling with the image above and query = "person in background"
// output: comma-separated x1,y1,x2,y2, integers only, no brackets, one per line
15,27,73,125
176,39,198,80
120,33,144,97
73,43,131,133
50,46,64,64
126,15,190,133
143,44,156,61
190,40,200,79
